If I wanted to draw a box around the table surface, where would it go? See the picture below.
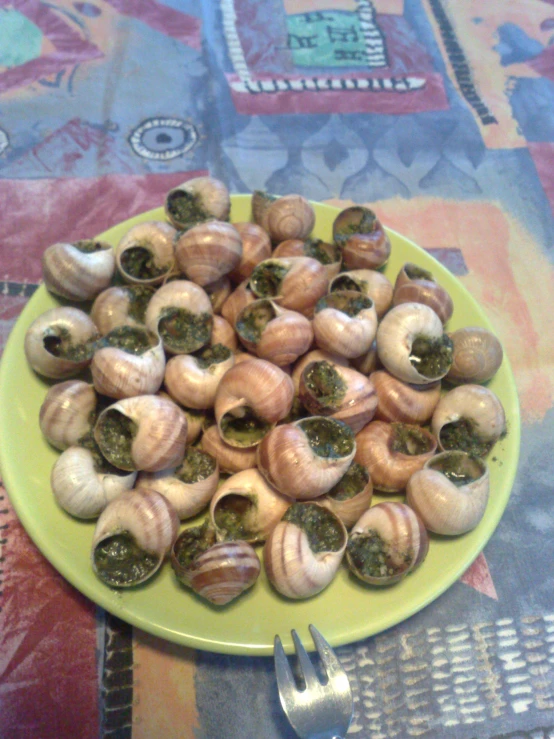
[1,1,554,738]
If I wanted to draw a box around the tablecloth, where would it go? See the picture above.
[1,1,554,737]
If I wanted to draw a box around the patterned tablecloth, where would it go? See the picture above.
[1,1,554,737]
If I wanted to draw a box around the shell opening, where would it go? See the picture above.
[74,239,106,253]
[236,300,275,344]
[96,325,155,355]
[93,533,159,587]
[176,448,216,484]
[298,417,355,459]
[334,207,377,245]
[347,530,412,580]
[303,238,340,265]
[213,493,256,540]
[96,409,138,470]
[409,334,453,378]
[166,189,210,226]
[439,419,495,457]
[194,343,232,369]
[315,292,373,317]
[427,451,486,486]
[158,307,212,353]
[78,432,131,476]
[390,423,435,456]
[220,407,272,446]
[249,262,289,297]
[283,503,345,553]
[303,361,346,411]
[126,285,156,322]
[120,246,168,280]
[330,275,364,293]
[43,327,94,362]
[405,264,433,281]
[172,521,216,573]
[328,462,369,501]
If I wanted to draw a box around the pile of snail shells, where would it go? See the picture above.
[26,175,508,606]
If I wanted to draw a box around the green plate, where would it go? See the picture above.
[0,195,520,655]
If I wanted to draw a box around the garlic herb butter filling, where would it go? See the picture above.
[166,190,212,227]
[347,530,412,580]
[96,326,154,355]
[303,361,347,411]
[328,462,369,501]
[95,409,138,470]
[73,239,106,253]
[173,521,216,571]
[315,292,373,318]
[283,503,345,553]
[438,418,496,457]
[249,262,289,297]
[390,423,435,456]
[427,450,485,486]
[120,244,168,281]
[235,301,275,344]
[220,407,271,446]
[43,326,95,362]
[93,533,159,587]
[158,307,212,353]
[298,417,355,459]
[213,493,255,540]
[409,334,453,378]
[176,448,216,484]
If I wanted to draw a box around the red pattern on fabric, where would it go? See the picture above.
[104,0,202,49]
[529,143,554,216]
[460,553,498,600]
[0,170,208,283]
[0,488,99,739]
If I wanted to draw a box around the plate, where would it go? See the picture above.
[0,195,520,655]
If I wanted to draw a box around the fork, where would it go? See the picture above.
[274,625,353,739]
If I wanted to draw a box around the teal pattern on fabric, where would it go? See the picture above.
[286,11,368,68]
[0,10,43,68]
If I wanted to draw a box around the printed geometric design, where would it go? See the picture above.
[128,117,199,161]
[0,0,103,94]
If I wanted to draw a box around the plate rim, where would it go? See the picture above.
[0,195,521,655]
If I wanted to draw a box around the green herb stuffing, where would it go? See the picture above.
[235,301,275,344]
[96,325,153,355]
[304,361,346,410]
[42,326,95,362]
[176,448,216,484]
[94,533,158,587]
[303,238,340,265]
[214,494,255,540]
[173,521,216,570]
[390,423,433,456]
[120,245,168,280]
[96,410,138,470]
[405,264,433,281]
[158,307,212,353]
[298,417,354,458]
[328,462,369,501]
[283,503,344,553]
[249,262,289,297]
[439,419,494,457]
[409,334,453,378]
[315,292,373,317]
[194,343,232,369]
[166,190,211,227]
[220,408,271,446]
[127,285,156,322]
[74,239,106,253]
[347,530,412,579]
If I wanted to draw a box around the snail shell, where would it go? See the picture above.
[265,195,316,243]
[355,420,437,493]
[92,488,179,587]
[393,263,454,325]
[91,327,166,399]
[165,176,230,230]
[209,468,292,543]
[211,315,239,352]
[346,502,429,585]
[264,502,347,599]
[431,384,506,456]
[204,275,232,315]
[91,285,156,335]
[257,416,356,500]
[200,424,258,473]
[330,269,393,319]
[318,461,373,529]
[235,300,313,367]
[446,327,504,384]
[333,206,391,270]
[249,257,328,318]
[299,361,378,434]
[136,447,219,520]
[115,221,177,285]
[313,290,378,359]
[42,240,115,301]
[94,394,188,472]
[51,446,137,519]
[220,279,257,328]
[145,280,213,355]
[406,451,490,535]
[39,380,97,450]
[228,222,272,283]
[273,238,342,280]
[291,349,349,395]
[24,306,99,379]
[214,359,294,448]
[171,525,260,605]
[376,302,453,384]
[371,370,441,425]
[164,343,235,409]
[350,339,380,376]
[174,221,242,286]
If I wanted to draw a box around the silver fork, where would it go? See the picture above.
[274,625,353,739]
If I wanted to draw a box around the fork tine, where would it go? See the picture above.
[273,635,297,705]
[309,625,348,682]
[291,629,319,690]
